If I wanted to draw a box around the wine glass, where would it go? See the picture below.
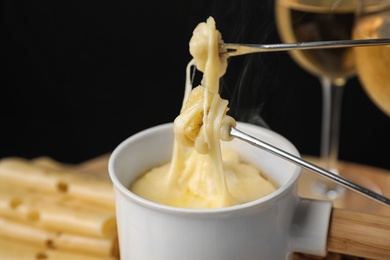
[353,0,390,117]
[274,0,371,204]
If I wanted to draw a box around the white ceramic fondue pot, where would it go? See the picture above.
[108,122,332,260]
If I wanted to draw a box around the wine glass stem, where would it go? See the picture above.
[320,77,345,175]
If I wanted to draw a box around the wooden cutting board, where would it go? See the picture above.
[78,153,390,260]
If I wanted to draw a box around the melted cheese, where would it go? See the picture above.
[130,17,276,208]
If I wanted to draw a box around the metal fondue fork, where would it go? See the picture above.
[220,38,390,56]
[230,126,390,208]
[217,38,390,206]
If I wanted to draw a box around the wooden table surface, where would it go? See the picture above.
[78,153,390,260]
[298,156,390,217]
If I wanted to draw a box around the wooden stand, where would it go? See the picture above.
[327,208,390,259]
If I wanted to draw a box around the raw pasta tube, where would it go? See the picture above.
[0,157,115,209]
[0,217,119,257]
[0,236,118,260]
[0,237,45,260]
[31,156,72,171]
[0,184,116,237]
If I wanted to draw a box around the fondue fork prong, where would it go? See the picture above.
[220,38,390,57]
[229,126,390,208]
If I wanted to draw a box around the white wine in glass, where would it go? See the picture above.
[353,1,390,117]
[274,0,359,200]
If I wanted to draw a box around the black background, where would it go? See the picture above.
[1,0,389,170]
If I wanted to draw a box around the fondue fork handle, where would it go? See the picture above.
[221,38,390,57]
[230,127,390,208]
[327,208,390,259]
